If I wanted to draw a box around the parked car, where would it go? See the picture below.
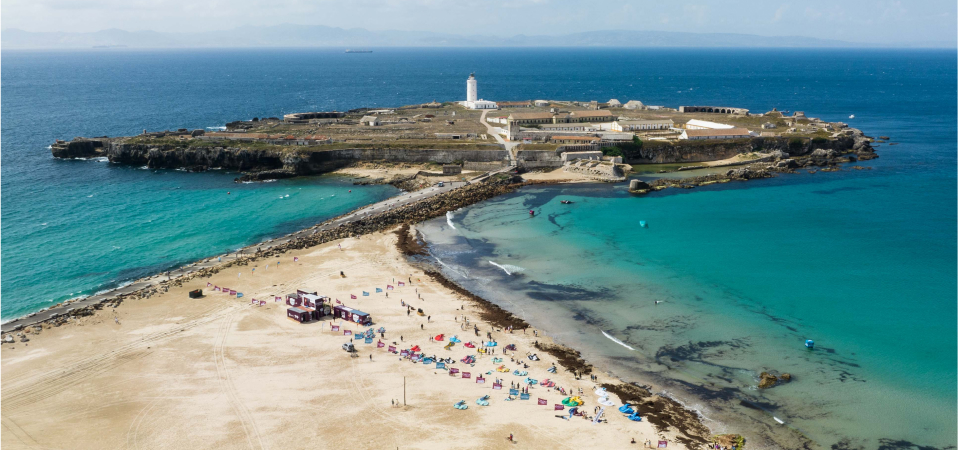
[438,182,444,187]
[342,343,356,353]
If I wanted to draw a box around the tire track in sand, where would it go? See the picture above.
[213,311,267,450]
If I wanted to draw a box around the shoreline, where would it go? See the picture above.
[2,158,887,448]
[404,233,716,448]
[2,153,871,332]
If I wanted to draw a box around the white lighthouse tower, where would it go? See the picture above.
[460,73,496,110]
[466,73,478,102]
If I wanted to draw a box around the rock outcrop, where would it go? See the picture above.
[758,371,793,389]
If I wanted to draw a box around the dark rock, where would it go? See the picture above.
[758,371,778,389]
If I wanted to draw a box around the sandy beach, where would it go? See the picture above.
[1,225,693,449]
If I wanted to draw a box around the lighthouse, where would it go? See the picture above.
[466,73,478,102]
[460,73,497,110]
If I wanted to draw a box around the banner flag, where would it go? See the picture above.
[350,294,357,299]
[362,291,369,296]
[538,398,548,405]
[375,288,383,293]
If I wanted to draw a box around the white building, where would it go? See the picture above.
[684,119,735,130]
[679,128,750,140]
[460,73,498,110]
[612,119,674,132]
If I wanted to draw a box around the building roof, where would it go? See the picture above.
[684,128,750,137]
[508,112,555,120]
[360,115,379,122]
[616,119,674,125]
[498,101,531,106]
[551,135,600,141]
[570,110,614,118]
[685,119,735,129]
[288,307,307,313]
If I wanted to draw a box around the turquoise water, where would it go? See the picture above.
[3,48,954,447]
[0,166,396,320]
[413,52,957,448]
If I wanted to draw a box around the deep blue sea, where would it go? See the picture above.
[3,48,955,449]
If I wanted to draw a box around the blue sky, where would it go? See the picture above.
[2,0,955,45]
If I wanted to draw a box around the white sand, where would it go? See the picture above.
[1,230,686,449]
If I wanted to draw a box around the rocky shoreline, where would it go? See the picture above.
[629,143,878,194]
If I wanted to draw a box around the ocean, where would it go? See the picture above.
[2,48,955,448]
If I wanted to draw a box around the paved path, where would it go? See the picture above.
[0,179,476,334]
[479,110,519,166]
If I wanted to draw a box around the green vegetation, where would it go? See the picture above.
[788,137,806,152]
[609,136,644,160]
[600,146,623,157]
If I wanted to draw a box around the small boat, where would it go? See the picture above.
[849,114,855,119]
[805,339,815,349]
[639,221,648,228]
[561,200,574,204]
[345,49,372,53]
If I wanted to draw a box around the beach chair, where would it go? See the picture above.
[496,365,510,373]
[434,334,444,341]
[627,413,642,422]
[464,342,475,348]
[618,404,635,415]
[476,395,490,406]
[454,400,468,410]
[505,344,517,351]
[491,357,503,363]
[444,342,454,350]
[450,336,461,343]
[547,366,557,373]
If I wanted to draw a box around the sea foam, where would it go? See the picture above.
[601,330,635,351]
[445,211,457,229]
[489,261,524,276]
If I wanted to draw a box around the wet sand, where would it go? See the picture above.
[1,228,692,450]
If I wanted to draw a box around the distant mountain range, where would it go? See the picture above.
[2,25,952,49]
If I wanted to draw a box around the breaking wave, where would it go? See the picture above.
[446,211,456,229]
[601,330,635,351]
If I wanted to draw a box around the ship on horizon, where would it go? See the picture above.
[345,49,372,53]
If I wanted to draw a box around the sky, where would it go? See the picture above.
[2,0,956,46]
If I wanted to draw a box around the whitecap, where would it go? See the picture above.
[445,211,457,229]
[601,330,635,351]
[489,261,524,275]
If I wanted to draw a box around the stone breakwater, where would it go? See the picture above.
[2,174,531,334]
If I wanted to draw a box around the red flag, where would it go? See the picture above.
[398,281,405,287]
[293,257,299,262]
[275,296,282,302]
[386,285,394,290]
[336,299,342,304]
[207,282,212,287]
[554,404,564,410]
[538,398,547,405]
[350,294,357,299]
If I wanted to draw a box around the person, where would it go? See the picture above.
[400,336,403,341]
[420,324,423,330]
[631,438,636,445]
[507,433,513,442]
[369,354,372,361]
